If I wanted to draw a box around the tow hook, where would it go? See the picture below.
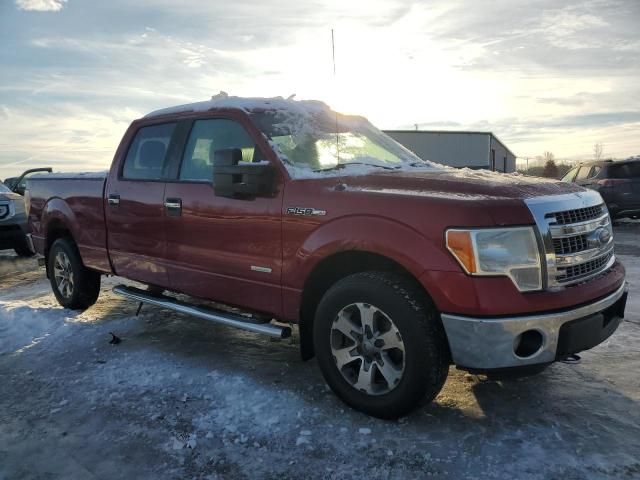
[560,354,581,364]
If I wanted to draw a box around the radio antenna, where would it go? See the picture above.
[331,29,339,163]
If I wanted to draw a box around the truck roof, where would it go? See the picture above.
[144,93,331,119]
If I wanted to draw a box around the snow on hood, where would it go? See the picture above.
[342,168,583,201]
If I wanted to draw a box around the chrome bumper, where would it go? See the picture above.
[441,282,627,369]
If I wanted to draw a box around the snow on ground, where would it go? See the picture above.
[1,226,640,479]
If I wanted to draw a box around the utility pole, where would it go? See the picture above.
[517,156,533,174]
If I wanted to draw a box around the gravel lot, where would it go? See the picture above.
[1,222,639,480]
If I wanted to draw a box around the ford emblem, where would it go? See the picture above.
[587,227,611,249]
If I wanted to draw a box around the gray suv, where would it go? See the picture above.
[562,157,640,219]
[0,182,33,256]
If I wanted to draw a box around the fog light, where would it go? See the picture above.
[514,330,544,358]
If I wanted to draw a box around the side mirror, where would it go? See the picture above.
[10,167,53,196]
[212,148,276,198]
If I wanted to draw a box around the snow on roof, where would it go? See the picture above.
[144,92,330,119]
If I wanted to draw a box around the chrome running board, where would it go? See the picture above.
[113,285,291,339]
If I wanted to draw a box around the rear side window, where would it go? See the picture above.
[179,119,262,182]
[609,162,640,178]
[122,123,176,180]
[575,166,593,180]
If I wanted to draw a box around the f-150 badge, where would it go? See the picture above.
[286,206,327,216]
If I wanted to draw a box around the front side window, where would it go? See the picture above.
[122,123,176,180]
[179,119,260,182]
[561,167,578,182]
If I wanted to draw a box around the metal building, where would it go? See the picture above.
[383,130,517,173]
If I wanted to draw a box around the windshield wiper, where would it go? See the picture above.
[314,162,400,172]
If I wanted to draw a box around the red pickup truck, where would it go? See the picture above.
[27,96,628,418]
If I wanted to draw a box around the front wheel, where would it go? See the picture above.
[48,238,101,309]
[313,272,450,419]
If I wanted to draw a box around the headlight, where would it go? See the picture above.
[445,227,542,292]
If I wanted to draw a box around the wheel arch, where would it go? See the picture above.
[298,249,439,361]
[41,198,79,262]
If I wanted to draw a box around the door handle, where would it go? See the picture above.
[107,194,120,205]
[164,198,182,216]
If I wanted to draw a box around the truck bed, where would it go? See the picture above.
[27,172,112,273]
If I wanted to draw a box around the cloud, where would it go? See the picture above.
[1,0,639,177]
[15,0,67,12]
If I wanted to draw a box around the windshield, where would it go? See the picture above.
[250,109,433,172]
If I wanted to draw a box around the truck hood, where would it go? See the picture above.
[0,192,22,202]
[312,167,589,226]
[341,167,584,201]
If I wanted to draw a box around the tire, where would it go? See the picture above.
[48,237,101,309]
[313,272,450,419]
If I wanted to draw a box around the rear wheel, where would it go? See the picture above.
[313,272,449,419]
[48,238,101,309]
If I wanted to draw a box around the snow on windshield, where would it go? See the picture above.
[145,93,441,178]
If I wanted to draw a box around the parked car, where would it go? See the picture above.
[4,167,52,196]
[0,182,34,256]
[26,96,628,418]
[561,158,640,219]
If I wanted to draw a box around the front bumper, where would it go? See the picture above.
[441,282,628,370]
[0,224,28,250]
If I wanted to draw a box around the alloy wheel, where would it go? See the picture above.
[330,303,405,395]
[53,251,74,299]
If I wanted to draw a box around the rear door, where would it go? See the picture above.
[104,121,179,286]
[162,114,283,316]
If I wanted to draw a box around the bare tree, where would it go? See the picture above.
[594,143,604,161]
[543,151,555,163]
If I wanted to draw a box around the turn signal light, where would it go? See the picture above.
[445,230,476,274]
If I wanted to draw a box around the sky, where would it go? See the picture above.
[1,0,639,179]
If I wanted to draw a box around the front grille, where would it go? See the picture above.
[526,193,614,288]
[546,204,603,225]
[557,252,613,283]
[553,234,588,255]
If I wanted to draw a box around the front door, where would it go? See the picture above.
[163,117,283,316]
[105,121,177,286]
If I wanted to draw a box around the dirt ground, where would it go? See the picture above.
[0,222,639,480]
